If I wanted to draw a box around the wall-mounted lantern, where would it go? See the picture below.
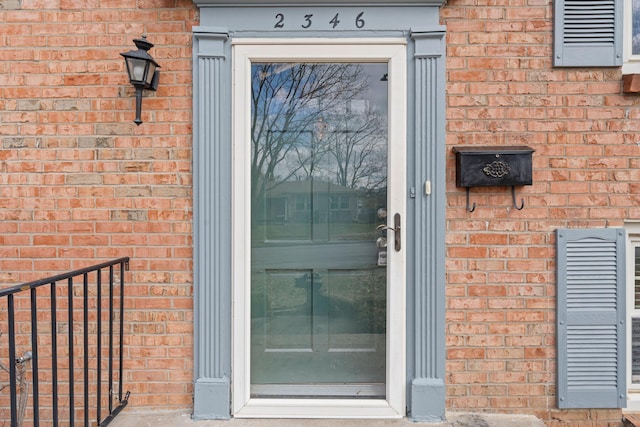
[453,146,534,212]
[120,35,160,126]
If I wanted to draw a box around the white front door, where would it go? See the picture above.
[232,39,406,418]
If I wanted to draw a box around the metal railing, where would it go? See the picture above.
[0,257,130,427]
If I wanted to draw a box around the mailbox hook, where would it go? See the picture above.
[466,186,524,211]
[466,188,476,212]
[512,186,524,210]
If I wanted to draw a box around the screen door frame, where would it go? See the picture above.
[231,38,407,418]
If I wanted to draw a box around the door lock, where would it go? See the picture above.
[376,213,401,251]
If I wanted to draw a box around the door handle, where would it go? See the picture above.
[392,213,401,251]
[376,213,401,251]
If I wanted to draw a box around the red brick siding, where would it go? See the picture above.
[0,0,636,425]
[0,0,197,413]
[443,0,636,425]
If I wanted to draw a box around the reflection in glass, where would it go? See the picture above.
[633,318,640,384]
[634,247,640,385]
[636,247,640,309]
[635,0,640,55]
[250,62,388,398]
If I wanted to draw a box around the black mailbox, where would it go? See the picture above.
[453,146,534,188]
[452,146,534,211]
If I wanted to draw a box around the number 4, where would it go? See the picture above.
[329,13,340,29]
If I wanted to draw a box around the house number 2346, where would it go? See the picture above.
[274,12,366,29]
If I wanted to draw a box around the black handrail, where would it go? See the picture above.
[0,257,131,427]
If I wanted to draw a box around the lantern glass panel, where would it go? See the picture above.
[126,57,148,84]
[145,63,157,86]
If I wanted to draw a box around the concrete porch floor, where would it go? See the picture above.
[109,409,546,427]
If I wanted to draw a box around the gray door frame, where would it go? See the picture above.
[192,1,446,421]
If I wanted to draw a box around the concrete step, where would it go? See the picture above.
[109,409,546,427]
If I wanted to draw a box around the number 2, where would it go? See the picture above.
[274,13,284,28]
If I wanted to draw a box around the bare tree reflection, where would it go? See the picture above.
[251,62,388,233]
[323,103,387,190]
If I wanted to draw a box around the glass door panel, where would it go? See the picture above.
[250,62,389,398]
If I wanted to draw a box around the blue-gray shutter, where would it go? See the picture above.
[556,228,626,408]
[553,0,622,67]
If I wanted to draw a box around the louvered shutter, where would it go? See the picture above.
[556,228,626,408]
[553,0,622,67]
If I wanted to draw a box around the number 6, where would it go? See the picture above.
[355,12,365,29]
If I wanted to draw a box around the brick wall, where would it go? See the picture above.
[0,0,197,413]
[443,0,638,425]
[0,0,637,425]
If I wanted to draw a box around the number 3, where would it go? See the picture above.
[302,14,312,29]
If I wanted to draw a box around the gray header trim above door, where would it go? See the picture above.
[198,7,440,34]
[194,0,446,7]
